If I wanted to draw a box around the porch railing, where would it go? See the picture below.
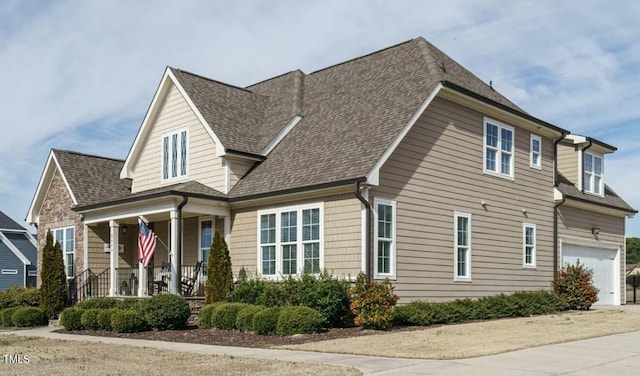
[69,268,110,305]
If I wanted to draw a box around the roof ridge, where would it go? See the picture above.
[246,69,305,89]
[169,67,255,94]
[52,149,124,163]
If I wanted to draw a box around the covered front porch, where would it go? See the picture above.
[73,189,230,302]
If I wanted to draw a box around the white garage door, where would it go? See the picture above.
[562,245,617,306]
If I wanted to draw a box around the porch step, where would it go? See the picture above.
[187,298,205,326]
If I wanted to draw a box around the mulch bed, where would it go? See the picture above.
[58,325,415,348]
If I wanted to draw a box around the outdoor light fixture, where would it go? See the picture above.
[591,225,600,236]
[122,224,127,235]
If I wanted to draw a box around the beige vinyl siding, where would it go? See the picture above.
[131,84,226,193]
[558,205,626,300]
[230,193,361,278]
[229,159,255,189]
[86,223,141,272]
[372,97,556,302]
[557,142,578,185]
[182,217,199,266]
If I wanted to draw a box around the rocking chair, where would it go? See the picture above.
[181,261,203,296]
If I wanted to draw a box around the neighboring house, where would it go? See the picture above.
[0,211,37,290]
[26,37,636,305]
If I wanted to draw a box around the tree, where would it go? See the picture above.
[626,237,640,264]
[204,231,233,304]
[40,230,69,318]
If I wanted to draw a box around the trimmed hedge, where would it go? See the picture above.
[252,307,281,335]
[77,297,118,310]
[111,309,145,333]
[235,305,264,332]
[0,307,21,327]
[197,302,227,329]
[97,308,118,331]
[0,287,40,309]
[11,307,46,327]
[60,307,86,331]
[81,308,103,330]
[116,299,148,312]
[210,303,248,330]
[145,294,190,330]
[276,306,325,335]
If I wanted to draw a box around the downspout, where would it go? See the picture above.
[354,181,372,281]
[553,133,567,281]
[176,195,189,293]
[580,139,593,193]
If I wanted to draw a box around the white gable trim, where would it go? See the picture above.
[0,231,31,265]
[261,115,303,156]
[26,150,77,225]
[367,83,443,185]
[120,68,226,179]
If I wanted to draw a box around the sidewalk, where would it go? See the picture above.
[2,326,639,375]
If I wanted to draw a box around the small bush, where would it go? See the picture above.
[0,307,21,327]
[97,308,118,331]
[252,307,281,335]
[81,308,103,330]
[257,283,287,308]
[210,303,249,330]
[229,278,266,305]
[111,309,145,333]
[145,294,190,330]
[276,306,325,335]
[60,307,86,331]
[553,261,599,310]
[350,272,399,330]
[116,299,148,312]
[0,287,41,309]
[236,305,264,332]
[197,302,225,329]
[77,297,118,310]
[11,307,46,327]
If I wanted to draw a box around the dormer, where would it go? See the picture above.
[557,134,616,197]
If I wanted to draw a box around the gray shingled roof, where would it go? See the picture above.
[0,211,25,230]
[53,150,131,206]
[557,173,636,213]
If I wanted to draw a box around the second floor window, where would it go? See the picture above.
[584,152,603,195]
[484,119,514,179]
[162,129,188,181]
[530,134,541,169]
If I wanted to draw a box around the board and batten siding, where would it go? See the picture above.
[372,97,556,302]
[557,142,578,185]
[558,205,626,300]
[230,193,362,278]
[131,84,226,194]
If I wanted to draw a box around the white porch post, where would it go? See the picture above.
[138,219,147,296]
[109,220,119,297]
[224,216,231,248]
[170,210,179,294]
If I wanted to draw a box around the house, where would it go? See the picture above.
[0,211,37,290]
[26,37,636,305]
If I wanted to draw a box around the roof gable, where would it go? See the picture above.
[0,211,26,231]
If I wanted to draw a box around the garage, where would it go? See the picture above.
[562,244,619,306]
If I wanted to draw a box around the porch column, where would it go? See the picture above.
[170,210,180,294]
[224,216,231,247]
[109,220,119,297]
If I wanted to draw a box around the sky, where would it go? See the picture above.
[1,0,639,236]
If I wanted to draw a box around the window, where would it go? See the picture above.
[258,204,323,277]
[530,134,541,169]
[583,152,603,195]
[199,219,213,276]
[523,223,536,268]
[52,227,75,278]
[162,129,188,181]
[1,269,18,275]
[484,119,514,178]
[374,199,396,279]
[454,212,471,281]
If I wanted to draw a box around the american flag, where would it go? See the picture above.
[138,221,157,267]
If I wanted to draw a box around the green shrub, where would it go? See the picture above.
[210,303,249,330]
[252,307,281,335]
[111,309,145,333]
[257,283,287,308]
[60,307,85,330]
[11,307,46,327]
[229,278,266,305]
[235,305,264,332]
[276,306,325,335]
[553,261,599,310]
[205,231,234,304]
[77,297,118,310]
[97,308,118,331]
[116,299,148,312]
[197,302,227,329]
[350,272,399,330]
[145,294,190,330]
[0,287,41,309]
[81,308,103,330]
[0,307,21,327]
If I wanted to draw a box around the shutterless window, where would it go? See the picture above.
[375,200,396,278]
[454,212,471,281]
[584,152,603,195]
[523,224,536,268]
[1,269,18,275]
[484,119,514,178]
[162,129,188,181]
[52,227,75,278]
[200,219,213,276]
[302,208,320,274]
[530,134,541,169]
[260,214,276,276]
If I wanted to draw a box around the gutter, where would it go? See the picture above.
[173,195,189,295]
[553,132,568,282]
[581,139,593,193]
[354,181,372,281]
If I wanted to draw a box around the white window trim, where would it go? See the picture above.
[1,269,18,275]
[161,128,189,183]
[523,223,537,268]
[583,151,604,197]
[373,198,397,280]
[454,211,472,282]
[52,226,75,279]
[256,203,324,279]
[199,217,214,276]
[530,134,542,169]
[483,118,515,180]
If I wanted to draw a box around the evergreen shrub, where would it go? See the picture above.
[145,294,190,330]
[60,307,85,330]
[276,306,325,335]
[11,307,46,327]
